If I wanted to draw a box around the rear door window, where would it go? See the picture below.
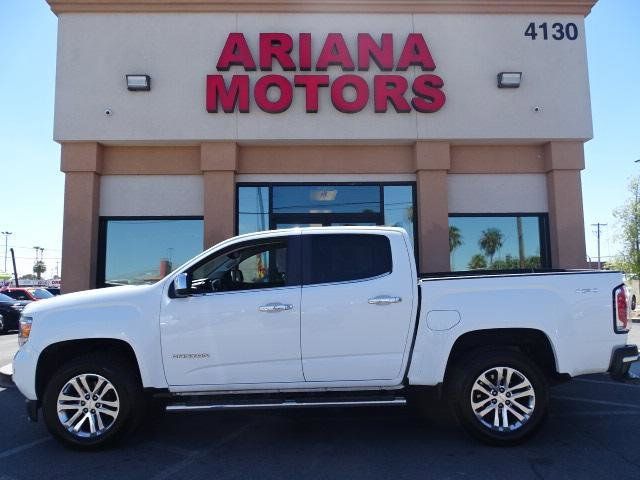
[303,234,392,285]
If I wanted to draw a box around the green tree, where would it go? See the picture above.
[33,261,46,280]
[610,176,640,278]
[468,254,487,270]
[491,254,542,270]
[479,228,504,265]
[20,274,36,280]
[449,225,463,253]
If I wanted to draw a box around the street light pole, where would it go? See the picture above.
[591,223,607,269]
[1,231,12,273]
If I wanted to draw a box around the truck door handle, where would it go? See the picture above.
[258,303,294,313]
[368,296,402,306]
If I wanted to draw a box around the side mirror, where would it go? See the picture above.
[173,272,191,297]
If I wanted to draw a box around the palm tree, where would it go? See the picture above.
[479,227,504,266]
[449,226,462,253]
[468,254,487,270]
[33,260,47,280]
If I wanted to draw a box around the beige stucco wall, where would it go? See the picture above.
[99,175,204,216]
[53,12,592,142]
[448,174,549,213]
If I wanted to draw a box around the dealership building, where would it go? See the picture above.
[46,0,597,292]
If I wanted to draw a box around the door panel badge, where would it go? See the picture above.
[172,353,210,359]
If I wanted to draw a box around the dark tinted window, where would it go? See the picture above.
[4,290,30,301]
[304,234,391,285]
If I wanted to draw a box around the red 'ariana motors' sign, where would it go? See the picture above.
[206,33,446,114]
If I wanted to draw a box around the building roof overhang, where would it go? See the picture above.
[45,0,598,16]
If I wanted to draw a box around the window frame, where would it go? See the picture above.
[301,233,393,287]
[448,212,552,272]
[97,215,205,288]
[170,235,302,297]
[236,181,418,260]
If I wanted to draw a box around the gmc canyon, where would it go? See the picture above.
[9,227,638,448]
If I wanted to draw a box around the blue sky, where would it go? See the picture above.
[0,0,638,277]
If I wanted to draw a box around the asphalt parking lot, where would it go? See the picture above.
[0,330,639,480]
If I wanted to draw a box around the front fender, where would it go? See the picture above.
[14,284,167,400]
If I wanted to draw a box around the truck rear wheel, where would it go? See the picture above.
[42,353,144,449]
[447,349,549,446]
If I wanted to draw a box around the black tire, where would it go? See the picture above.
[631,295,637,311]
[0,314,5,333]
[447,348,549,446]
[42,352,144,450]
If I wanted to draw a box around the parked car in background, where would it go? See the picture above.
[625,278,638,311]
[45,288,61,296]
[0,287,54,302]
[0,293,29,333]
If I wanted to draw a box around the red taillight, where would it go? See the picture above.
[614,285,629,332]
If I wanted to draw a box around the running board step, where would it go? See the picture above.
[166,396,407,412]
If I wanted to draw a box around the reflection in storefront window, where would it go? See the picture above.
[383,185,414,245]
[238,187,269,234]
[272,185,380,214]
[102,218,203,286]
[449,215,546,271]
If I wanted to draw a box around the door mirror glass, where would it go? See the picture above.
[173,272,191,297]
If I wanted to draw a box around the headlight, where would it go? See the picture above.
[18,316,33,347]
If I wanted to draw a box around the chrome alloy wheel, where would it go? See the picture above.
[56,374,120,438]
[470,366,535,432]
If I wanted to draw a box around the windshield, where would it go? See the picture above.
[31,288,54,299]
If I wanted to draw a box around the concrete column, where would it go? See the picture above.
[414,141,451,273]
[60,142,103,293]
[544,141,587,268]
[201,142,237,249]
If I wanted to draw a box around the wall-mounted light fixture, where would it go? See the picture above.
[126,74,151,91]
[497,72,522,88]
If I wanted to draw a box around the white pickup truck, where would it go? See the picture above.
[9,227,638,449]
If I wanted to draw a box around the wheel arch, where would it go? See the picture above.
[443,328,561,385]
[35,338,142,400]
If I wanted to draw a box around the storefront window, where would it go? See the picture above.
[272,185,380,213]
[383,185,414,242]
[100,218,204,286]
[238,187,269,235]
[237,183,416,250]
[448,215,549,272]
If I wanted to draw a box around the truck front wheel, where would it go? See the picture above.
[448,349,549,446]
[42,353,144,449]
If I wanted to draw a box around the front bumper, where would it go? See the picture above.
[1,358,39,422]
[609,344,639,380]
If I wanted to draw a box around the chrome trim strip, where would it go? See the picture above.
[166,398,407,412]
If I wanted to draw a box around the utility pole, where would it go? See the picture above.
[591,223,607,269]
[1,231,12,273]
